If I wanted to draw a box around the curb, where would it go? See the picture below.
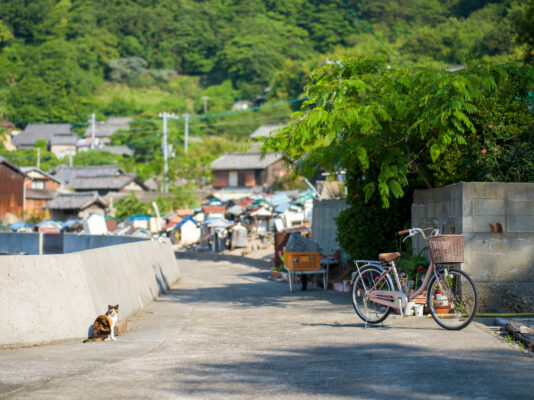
[175,250,273,270]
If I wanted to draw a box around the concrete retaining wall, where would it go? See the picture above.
[412,182,534,312]
[0,232,146,255]
[0,239,179,347]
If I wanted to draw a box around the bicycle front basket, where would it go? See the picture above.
[427,235,464,264]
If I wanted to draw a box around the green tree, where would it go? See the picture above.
[114,192,146,219]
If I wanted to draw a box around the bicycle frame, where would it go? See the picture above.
[353,259,451,314]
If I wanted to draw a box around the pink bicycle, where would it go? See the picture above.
[351,228,478,330]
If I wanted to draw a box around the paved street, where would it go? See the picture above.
[1,257,533,399]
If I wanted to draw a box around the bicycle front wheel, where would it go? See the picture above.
[427,268,477,330]
[352,265,392,324]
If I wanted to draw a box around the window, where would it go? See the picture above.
[32,180,45,190]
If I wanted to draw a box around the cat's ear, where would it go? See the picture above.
[115,304,119,310]
[108,305,112,309]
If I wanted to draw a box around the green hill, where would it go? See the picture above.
[0,0,531,125]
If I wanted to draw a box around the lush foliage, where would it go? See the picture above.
[265,57,534,258]
[0,0,531,123]
[114,186,199,219]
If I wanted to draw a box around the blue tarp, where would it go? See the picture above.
[176,216,199,229]
[129,214,150,222]
[265,194,291,207]
[9,222,32,231]
[61,219,82,231]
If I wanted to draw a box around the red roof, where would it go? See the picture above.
[240,198,254,208]
[202,205,227,213]
[175,209,194,217]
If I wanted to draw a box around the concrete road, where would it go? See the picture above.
[1,258,533,399]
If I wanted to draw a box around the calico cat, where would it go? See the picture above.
[83,305,119,342]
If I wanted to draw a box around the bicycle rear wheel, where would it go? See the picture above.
[427,268,477,330]
[352,265,392,324]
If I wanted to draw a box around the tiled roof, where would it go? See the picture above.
[202,205,227,213]
[12,124,74,147]
[44,191,108,210]
[20,166,62,184]
[25,188,57,200]
[249,124,285,138]
[210,152,283,170]
[50,165,125,185]
[50,134,78,145]
[83,117,132,138]
[68,174,142,190]
[101,145,134,156]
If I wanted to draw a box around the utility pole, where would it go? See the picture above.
[184,113,189,155]
[200,96,209,113]
[36,147,40,169]
[90,113,96,150]
[158,111,177,193]
[162,111,169,193]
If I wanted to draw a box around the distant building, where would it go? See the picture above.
[20,166,63,218]
[0,157,25,219]
[211,152,287,189]
[12,124,78,159]
[249,124,285,139]
[232,100,253,111]
[83,117,132,145]
[49,165,147,196]
[44,191,108,221]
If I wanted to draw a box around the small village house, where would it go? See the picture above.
[21,166,63,218]
[43,191,108,221]
[49,165,147,196]
[83,117,132,146]
[210,152,288,195]
[0,157,25,219]
[177,217,200,245]
[11,124,78,158]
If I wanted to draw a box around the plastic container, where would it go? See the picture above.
[414,303,424,316]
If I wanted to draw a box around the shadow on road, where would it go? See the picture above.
[164,342,534,399]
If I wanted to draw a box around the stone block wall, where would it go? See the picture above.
[412,182,534,312]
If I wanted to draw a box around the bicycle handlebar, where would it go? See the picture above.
[398,229,410,235]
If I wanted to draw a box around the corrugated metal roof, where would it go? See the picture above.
[210,152,283,170]
[44,191,108,210]
[0,156,24,175]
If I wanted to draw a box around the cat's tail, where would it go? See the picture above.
[83,337,104,343]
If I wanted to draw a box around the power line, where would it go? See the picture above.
[337,0,412,70]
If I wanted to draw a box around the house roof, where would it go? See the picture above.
[44,191,108,210]
[50,164,126,185]
[0,156,25,176]
[249,124,285,138]
[175,209,194,217]
[101,145,134,156]
[210,152,283,170]
[83,117,132,138]
[20,166,63,184]
[25,188,57,200]
[12,124,74,147]
[68,174,146,191]
[50,134,78,146]
[202,205,227,214]
[177,216,199,229]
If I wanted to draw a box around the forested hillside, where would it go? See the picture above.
[0,0,531,125]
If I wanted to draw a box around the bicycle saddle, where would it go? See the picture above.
[378,252,401,262]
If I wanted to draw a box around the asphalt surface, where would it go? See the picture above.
[1,257,533,399]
